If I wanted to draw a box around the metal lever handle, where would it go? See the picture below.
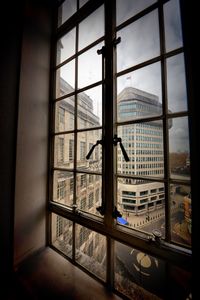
[113,134,130,162]
[86,139,102,160]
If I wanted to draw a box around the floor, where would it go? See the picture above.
[9,247,122,300]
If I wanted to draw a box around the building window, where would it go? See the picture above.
[56,215,63,238]
[58,137,64,162]
[69,139,74,161]
[59,107,65,124]
[57,181,66,200]
[50,1,192,299]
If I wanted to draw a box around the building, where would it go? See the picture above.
[117,87,166,220]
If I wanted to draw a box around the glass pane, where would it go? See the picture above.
[56,60,75,98]
[170,184,191,247]
[53,170,74,207]
[115,242,166,299]
[117,62,162,122]
[117,10,160,72]
[117,178,165,236]
[58,0,77,27]
[78,85,102,129]
[78,42,104,88]
[52,213,73,258]
[117,122,164,178]
[164,0,183,52]
[168,117,190,180]
[116,0,156,26]
[54,134,74,169]
[55,97,75,133]
[79,0,89,8]
[77,129,102,172]
[76,225,106,281]
[77,173,102,217]
[78,5,104,51]
[56,28,76,65]
[167,53,187,113]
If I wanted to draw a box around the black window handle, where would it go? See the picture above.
[113,134,130,162]
[86,139,103,160]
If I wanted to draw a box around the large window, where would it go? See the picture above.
[50,1,192,299]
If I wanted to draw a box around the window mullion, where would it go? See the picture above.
[104,0,116,289]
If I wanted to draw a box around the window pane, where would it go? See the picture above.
[117,122,164,178]
[164,0,183,52]
[78,85,102,129]
[116,0,156,26]
[117,62,162,122]
[56,28,76,65]
[56,60,75,98]
[58,0,77,27]
[54,134,74,169]
[115,242,166,299]
[78,42,104,89]
[117,178,165,236]
[55,97,75,133]
[170,184,191,247]
[168,117,190,180]
[77,129,102,172]
[53,170,74,207]
[167,54,187,113]
[117,10,160,72]
[78,5,104,51]
[76,225,106,281]
[77,173,102,216]
[52,213,73,258]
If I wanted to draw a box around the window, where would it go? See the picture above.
[50,1,191,299]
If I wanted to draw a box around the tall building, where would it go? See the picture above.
[117,87,167,222]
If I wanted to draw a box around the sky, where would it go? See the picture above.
[58,0,189,153]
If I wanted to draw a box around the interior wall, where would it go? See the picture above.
[14,0,53,267]
[0,2,24,277]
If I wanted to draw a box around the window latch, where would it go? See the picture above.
[112,206,122,219]
[113,134,130,162]
[113,37,121,47]
[86,139,103,160]
[97,46,106,56]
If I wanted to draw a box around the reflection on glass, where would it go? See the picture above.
[170,184,191,248]
[167,54,187,113]
[78,85,102,129]
[164,0,183,52]
[78,5,104,51]
[76,173,102,216]
[53,171,74,207]
[55,97,74,133]
[117,122,164,177]
[54,134,74,169]
[58,0,77,27]
[117,10,160,72]
[116,0,156,26]
[52,213,73,258]
[117,62,162,122]
[56,28,76,65]
[168,117,190,179]
[117,178,165,236]
[114,242,166,299]
[76,225,106,281]
[78,42,103,88]
[77,130,102,172]
[79,0,89,8]
[56,60,75,98]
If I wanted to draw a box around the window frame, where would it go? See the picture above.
[49,0,192,296]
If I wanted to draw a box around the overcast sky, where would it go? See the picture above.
[58,0,189,153]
